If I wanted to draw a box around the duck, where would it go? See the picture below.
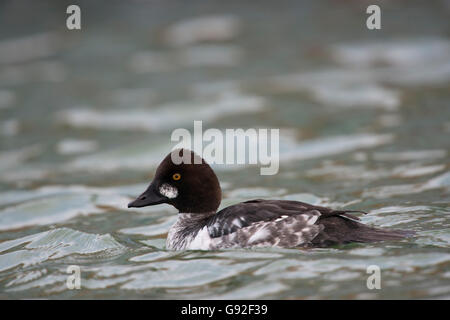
[128,149,413,250]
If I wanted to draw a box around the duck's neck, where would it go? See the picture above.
[166,212,215,250]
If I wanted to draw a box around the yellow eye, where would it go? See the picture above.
[172,173,181,181]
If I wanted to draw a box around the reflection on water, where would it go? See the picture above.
[0,0,449,299]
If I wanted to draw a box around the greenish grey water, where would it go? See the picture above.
[0,0,449,299]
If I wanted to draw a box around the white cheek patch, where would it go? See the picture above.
[159,183,178,199]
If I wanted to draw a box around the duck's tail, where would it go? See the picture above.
[311,215,415,246]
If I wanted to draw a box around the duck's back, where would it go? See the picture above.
[205,199,413,249]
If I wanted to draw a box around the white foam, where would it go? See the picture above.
[164,15,240,47]
[0,32,65,65]
[373,150,447,161]
[331,38,450,67]
[57,91,264,132]
[311,83,401,110]
[363,171,450,199]
[56,139,98,155]
[178,45,242,67]
[128,51,175,73]
[281,133,393,162]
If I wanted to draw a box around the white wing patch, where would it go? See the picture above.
[213,211,323,249]
[232,218,243,228]
[247,226,270,244]
[306,214,319,225]
[159,183,178,199]
[185,226,213,250]
[274,215,289,222]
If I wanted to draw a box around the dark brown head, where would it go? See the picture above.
[128,149,222,213]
